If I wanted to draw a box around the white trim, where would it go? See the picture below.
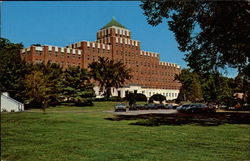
[35,47,43,51]
[67,48,70,53]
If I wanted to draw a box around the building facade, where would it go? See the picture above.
[20,18,181,100]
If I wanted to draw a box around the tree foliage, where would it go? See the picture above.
[88,57,132,98]
[31,62,64,106]
[0,38,28,102]
[0,38,96,109]
[140,1,250,74]
[24,70,49,110]
[59,66,95,106]
[175,69,203,102]
[176,68,237,105]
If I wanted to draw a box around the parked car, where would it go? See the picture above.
[129,104,143,111]
[144,104,157,110]
[164,104,175,109]
[114,103,127,112]
[156,104,165,109]
[177,103,216,113]
[176,104,192,112]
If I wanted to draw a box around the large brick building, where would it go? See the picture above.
[21,18,181,100]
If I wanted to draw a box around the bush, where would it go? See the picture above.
[149,94,166,104]
[135,93,147,102]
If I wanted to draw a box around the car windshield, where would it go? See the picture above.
[182,105,190,107]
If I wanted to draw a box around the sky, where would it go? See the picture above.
[1,1,237,77]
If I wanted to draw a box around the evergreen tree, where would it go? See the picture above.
[59,66,95,106]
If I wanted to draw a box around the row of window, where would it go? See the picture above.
[87,48,110,54]
[46,60,81,67]
[148,92,178,97]
[115,43,139,49]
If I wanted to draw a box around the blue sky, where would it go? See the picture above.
[1,1,237,77]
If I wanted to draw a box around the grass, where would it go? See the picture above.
[1,102,250,161]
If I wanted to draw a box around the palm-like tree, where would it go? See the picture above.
[88,57,132,98]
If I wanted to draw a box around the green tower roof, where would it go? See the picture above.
[101,17,126,29]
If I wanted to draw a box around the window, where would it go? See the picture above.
[48,51,52,56]
[36,51,42,55]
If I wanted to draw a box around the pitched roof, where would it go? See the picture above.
[101,17,126,29]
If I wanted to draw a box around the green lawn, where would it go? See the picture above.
[1,102,249,161]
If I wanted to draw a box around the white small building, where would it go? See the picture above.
[94,84,179,100]
[1,92,24,112]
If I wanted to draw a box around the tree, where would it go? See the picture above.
[175,69,203,102]
[0,38,28,102]
[233,72,250,104]
[141,1,250,75]
[24,70,49,111]
[201,73,233,104]
[59,66,95,106]
[35,62,63,106]
[126,92,137,107]
[88,57,132,99]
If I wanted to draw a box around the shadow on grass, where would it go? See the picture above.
[105,112,250,126]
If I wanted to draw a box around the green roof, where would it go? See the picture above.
[101,17,126,29]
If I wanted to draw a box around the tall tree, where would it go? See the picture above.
[33,62,63,106]
[59,66,95,106]
[0,38,28,102]
[88,57,132,98]
[234,72,250,104]
[140,1,250,75]
[175,69,203,102]
[24,70,49,110]
[202,73,233,104]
